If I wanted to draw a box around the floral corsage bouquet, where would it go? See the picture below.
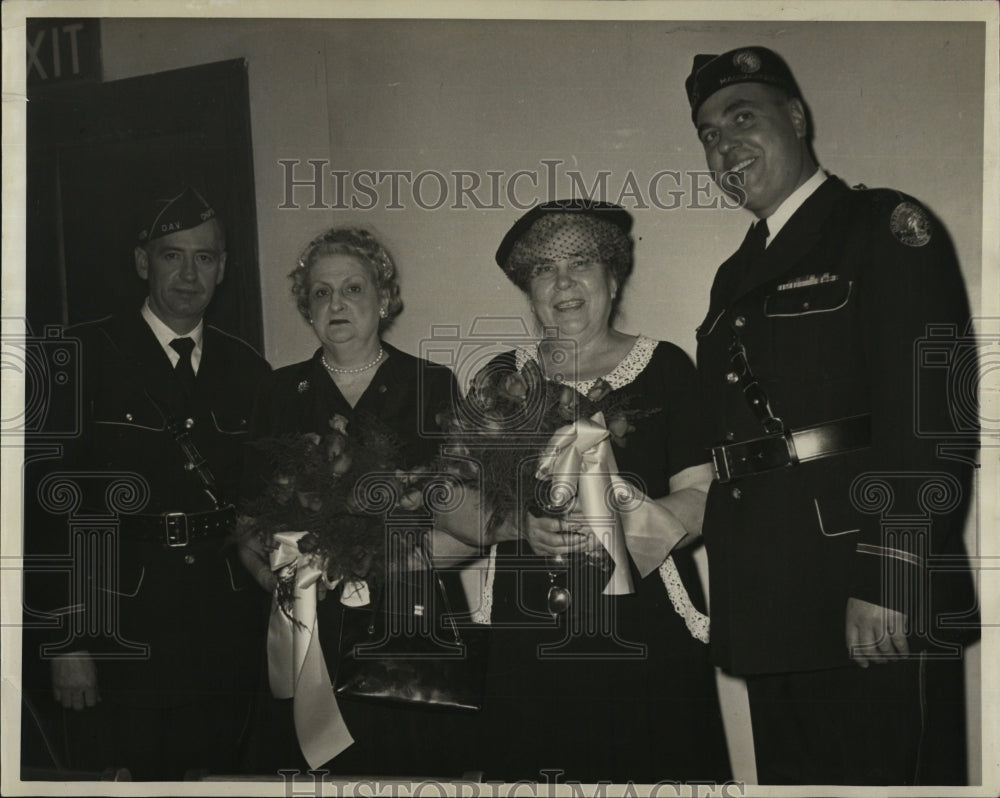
[431,355,680,603]
[242,413,408,621]
[241,412,434,767]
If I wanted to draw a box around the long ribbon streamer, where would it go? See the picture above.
[535,413,687,594]
[267,531,354,769]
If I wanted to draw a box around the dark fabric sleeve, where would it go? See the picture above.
[660,342,711,478]
[239,369,284,508]
[849,195,975,614]
[413,361,461,468]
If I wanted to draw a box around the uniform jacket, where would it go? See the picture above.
[29,309,271,705]
[696,176,977,675]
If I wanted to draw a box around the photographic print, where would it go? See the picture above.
[2,2,996,796]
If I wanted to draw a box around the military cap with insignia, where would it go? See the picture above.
[137,185,220,244]
[685,46,802,123]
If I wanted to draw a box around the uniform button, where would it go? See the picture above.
[733,315,746,329]
[725,371,739,384]
[731,487,742,500]
[184,418,195,429]
[125,413,134,421]
[725,431,735,441]
[802,301,810,310]
[378,385,388,394]
[184,554,196,565]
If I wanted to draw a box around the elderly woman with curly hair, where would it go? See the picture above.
[238,227,468,776]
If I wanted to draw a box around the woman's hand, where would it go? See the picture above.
[523,512,598,558]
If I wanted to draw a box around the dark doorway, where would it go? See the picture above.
[26,57,263,350]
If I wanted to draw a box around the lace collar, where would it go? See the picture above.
[514,334,657,396]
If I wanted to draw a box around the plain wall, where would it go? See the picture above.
[99,19,984,372]
[97,17,987,784]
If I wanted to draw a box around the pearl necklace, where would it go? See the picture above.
[321,347,384,375]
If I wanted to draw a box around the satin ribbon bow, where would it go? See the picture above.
[267,530,355,769]
[536,413,686,594]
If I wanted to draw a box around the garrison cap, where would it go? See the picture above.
[137,186,218,244]
[495,199,633,271]
[685,46,801,123]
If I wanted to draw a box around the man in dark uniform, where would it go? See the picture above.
[37,186,271,779]
[685,47,978,784]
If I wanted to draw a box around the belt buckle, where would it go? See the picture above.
[710,445,733,483]
[164,512,189,547]
[750,433,796,472]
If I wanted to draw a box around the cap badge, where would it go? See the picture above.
[732,50,762,73]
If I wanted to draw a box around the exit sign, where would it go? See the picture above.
[26,19,101,87]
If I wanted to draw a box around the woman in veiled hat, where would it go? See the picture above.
[435,201,732,783]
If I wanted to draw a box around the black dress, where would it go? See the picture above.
[241,342,477,777]
[471,336,731,784]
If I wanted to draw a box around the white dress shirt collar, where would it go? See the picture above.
[140,299,205,373]
[763,168,827,247]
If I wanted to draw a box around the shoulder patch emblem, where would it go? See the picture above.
[890,201,932,247]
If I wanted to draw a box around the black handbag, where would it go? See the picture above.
[333,544,488,712]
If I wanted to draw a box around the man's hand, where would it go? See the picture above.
[236,516,277,593]
[845,597,909,668]
[51,651,99,710]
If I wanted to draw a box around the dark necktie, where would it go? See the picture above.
[170,337,196,395]
[746,218,770,264]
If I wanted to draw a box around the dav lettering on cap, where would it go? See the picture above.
[138,186,217,244]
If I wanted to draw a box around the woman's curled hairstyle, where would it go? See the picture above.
[289,227,404,328]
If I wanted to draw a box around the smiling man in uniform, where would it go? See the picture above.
[685,47,978,785]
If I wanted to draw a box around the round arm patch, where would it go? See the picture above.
[890,201,932,247]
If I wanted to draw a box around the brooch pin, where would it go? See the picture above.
[297,380,310,393]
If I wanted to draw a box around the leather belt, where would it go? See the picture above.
[710,414,871,483]
[125,505,236,547]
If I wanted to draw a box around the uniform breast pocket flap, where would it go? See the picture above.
[100,564,146,598]
[211,410,251,436]
[93,396,165,432]
[764,280,853,318]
